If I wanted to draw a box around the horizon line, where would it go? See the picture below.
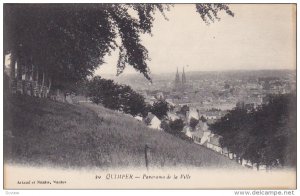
[99,68,296,76]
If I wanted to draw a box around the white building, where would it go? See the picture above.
[183,126,193,138]
[144,113,162,130]
[207,134,223,153]
[167,112,180,121]
[134,116,143,121]
[186,107,199,123]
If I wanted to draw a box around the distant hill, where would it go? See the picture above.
[4,95,242,169]
[101,69,295,90]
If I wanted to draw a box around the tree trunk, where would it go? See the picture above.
[10,53,16,80]
[36,68,39,82]
[30,64,34,81]
[48,78,52,91]
[42,72,45,86]
[17,60,22,80]
[64,92,67,102]
[41,72,45,97]
[9,53,16,93]
[17,60,25,94]
[46,77,52,98]
[25,65,30,80]
[35,68,39,97]
[22,63,26,80]
[29,64,34,96]
[25,65,31,95]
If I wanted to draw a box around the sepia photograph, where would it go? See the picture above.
[2,2,297,190]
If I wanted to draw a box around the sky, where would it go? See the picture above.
[95,4,296,76]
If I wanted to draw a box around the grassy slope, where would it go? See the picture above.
[4,95,241,169]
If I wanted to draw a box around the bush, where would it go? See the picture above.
[210,93,296,168]
[190,117,199,130]
[88,76,147,116]
[150,100,170,120]
[169,119,184,134]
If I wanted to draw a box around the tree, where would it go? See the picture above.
[4,4,234,93]
[160,120,171,132]
[178,105,189,116]
[189,117,199,130]
[169,119,184,134]
[150,100,170,120]
[200,115,207,122]
[253,93,296,167]
[88,76,118,107]
[4,4,121,93]
[210,93,296,169]
[224,83,230,89]
[87,76,147,117]
[195,4,234,24]
[210,107,251,162]
[72,79,89,98]
[119,85,147,117]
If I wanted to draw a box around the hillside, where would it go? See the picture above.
[4,95,242,169]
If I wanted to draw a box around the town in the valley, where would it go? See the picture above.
[3,4,297,191]
[102,68,296,170]
[5,58,296,171]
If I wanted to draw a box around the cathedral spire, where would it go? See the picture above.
[174,67,181,90]
[182,67,186,84]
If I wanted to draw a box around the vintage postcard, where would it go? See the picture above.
[3,3,297,190]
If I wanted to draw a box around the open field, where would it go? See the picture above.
[4,95,242,169]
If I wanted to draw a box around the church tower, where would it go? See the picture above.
[182,67,186,86]
[174,67,181,90]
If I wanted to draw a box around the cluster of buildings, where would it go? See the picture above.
[139,69,295,122]
[136,69,295,170]
[183,117,270,170]
[140,99,264,170]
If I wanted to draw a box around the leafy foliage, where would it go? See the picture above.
[87,76,147,117]
[190,117,199,130]
[210,93,296,168]
[150,100,170,120]
[169,119,185,134]
[5,4,115,90]
[161,119,191,142]
[200,115,207,122]
[178,105,189,116]
[195,4,234,24]
[4,4,233,92]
